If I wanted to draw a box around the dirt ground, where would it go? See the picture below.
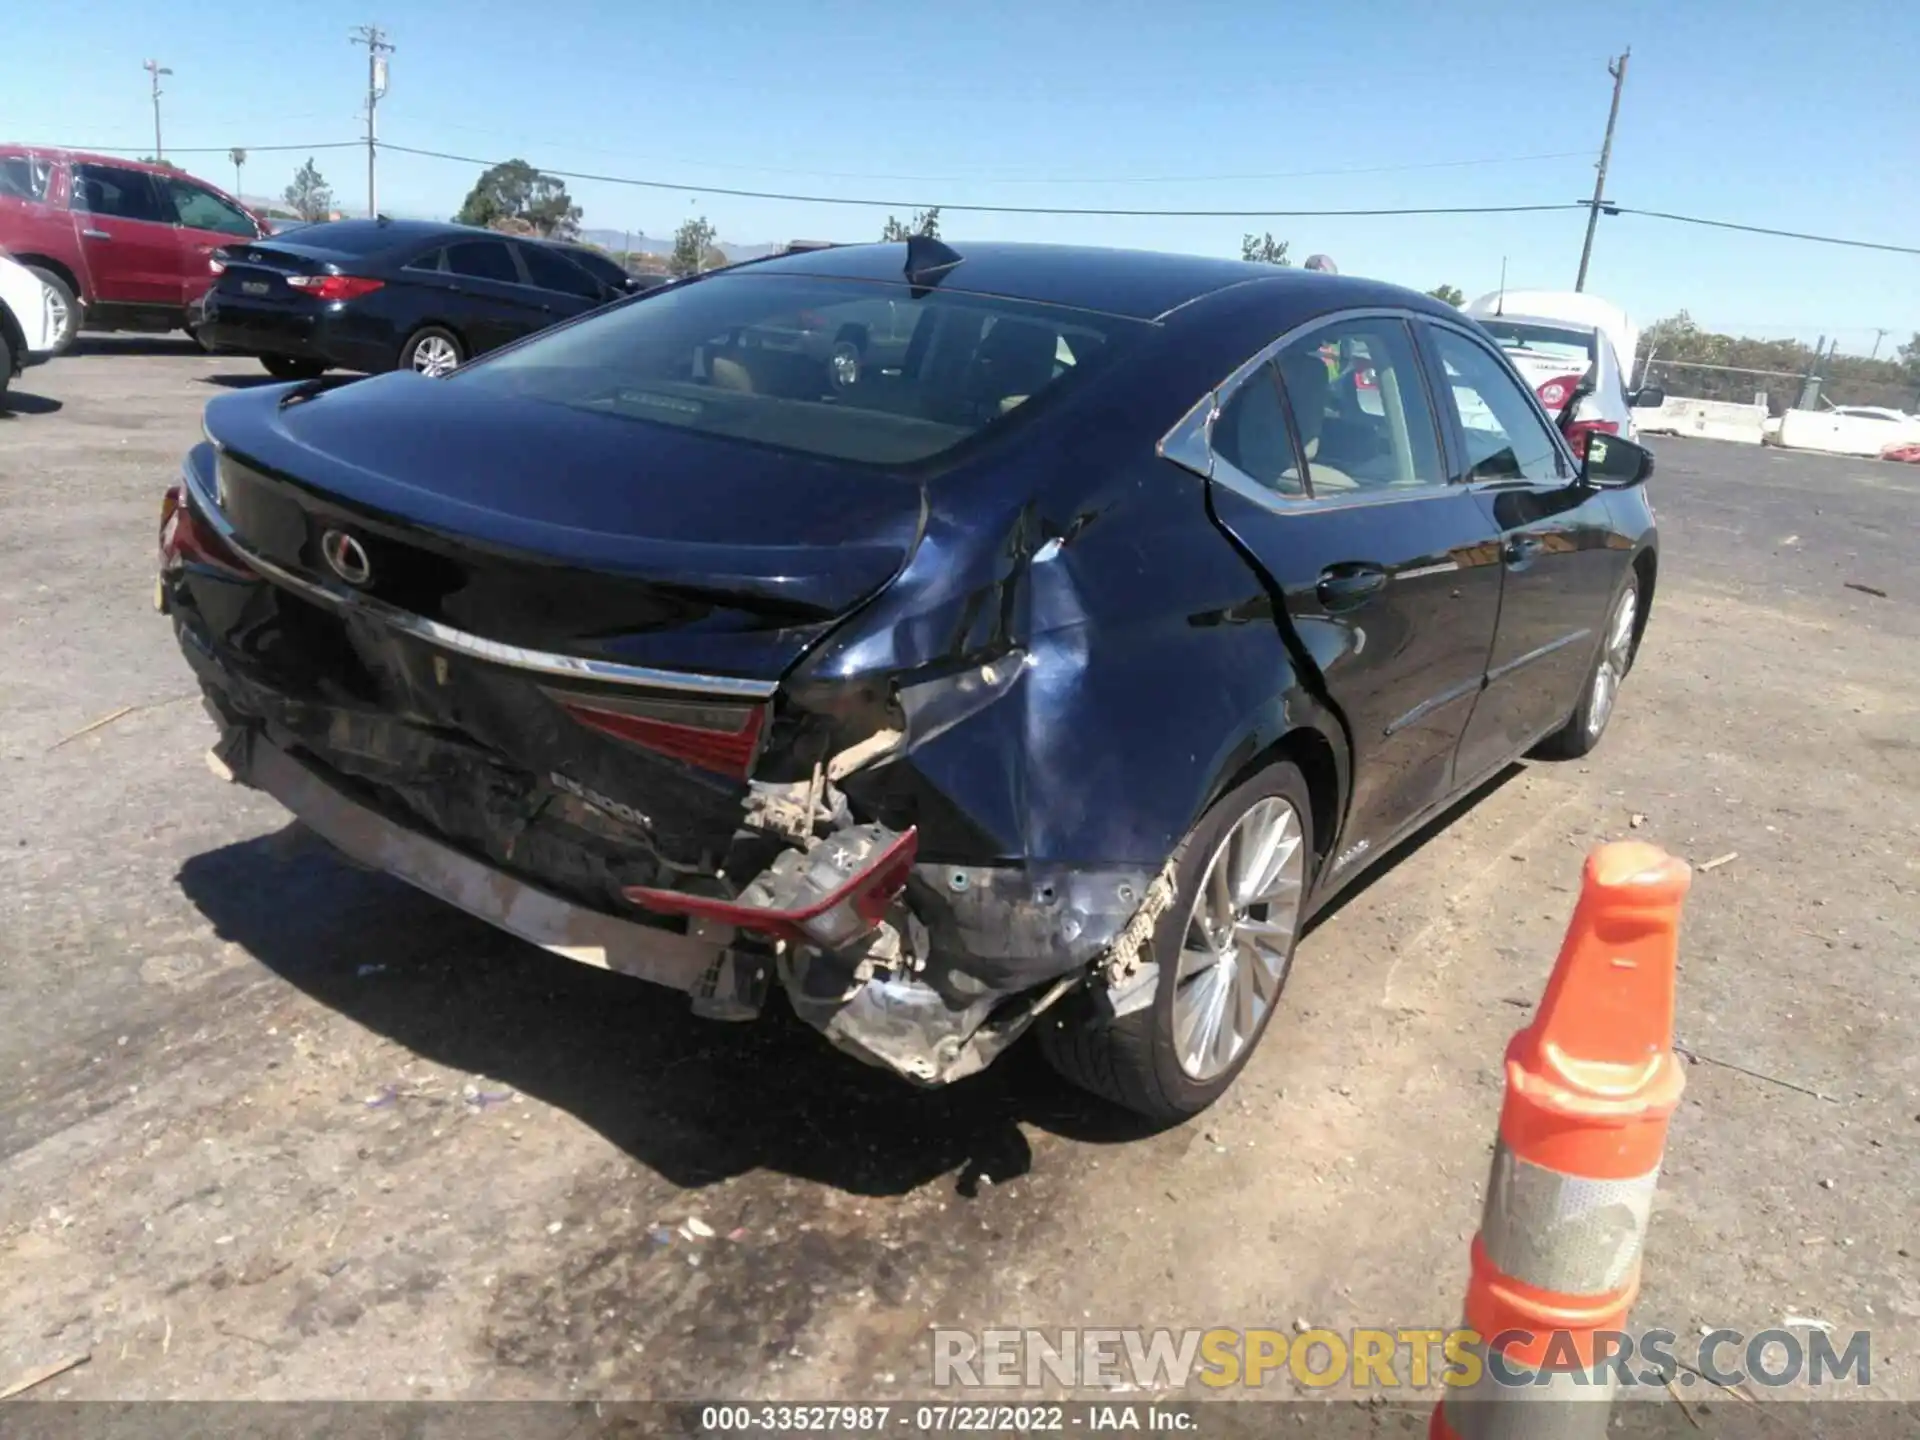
[2,342,1916,1407]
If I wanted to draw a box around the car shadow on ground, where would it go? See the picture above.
[71,336,204,358]
[0,390,62,416]
[177,824,1143,1199]
[196,372,284,390]
[176,763,1526,1199]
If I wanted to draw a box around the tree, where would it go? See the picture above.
[140,157,180,172]
[1898,333,1920,385]
[1240,232,1290,266]
[701,243,730,272]
[1641,310,1920,411]
[283,158,333,222]
[1426,284,1464,307]
[881,207,941,241]
[229,147,247,198]
[671,216,718,276]
[454,159,582,239]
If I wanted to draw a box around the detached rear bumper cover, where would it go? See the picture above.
[224,729,721,990]
[214,721,1081,1086]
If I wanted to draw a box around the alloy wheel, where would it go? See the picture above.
[411,335,459,377]
[1587,583,1638,740]
[1171,796,1307,1081]
[44,288,71,346]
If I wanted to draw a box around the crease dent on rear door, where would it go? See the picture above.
[1193,312,1505,878]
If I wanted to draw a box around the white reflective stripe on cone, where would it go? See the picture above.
[1480,1140,1659,1295]
[1442,1344,1616,1440]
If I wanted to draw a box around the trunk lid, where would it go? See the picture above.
[213,238,351,303]
[201,374,925,681]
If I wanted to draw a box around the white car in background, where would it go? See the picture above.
[0,250,60,401]
[1463,289,1660,452]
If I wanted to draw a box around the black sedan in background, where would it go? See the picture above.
[197,218,649,379]
[160,240,1659,1121]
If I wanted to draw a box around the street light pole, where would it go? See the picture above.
[143,59,173,161]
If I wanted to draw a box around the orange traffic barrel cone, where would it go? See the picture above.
[1432,841,1691,1440]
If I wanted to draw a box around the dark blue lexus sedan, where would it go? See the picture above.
[159,239,1659,1120]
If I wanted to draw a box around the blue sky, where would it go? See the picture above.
[7,0,1918,353]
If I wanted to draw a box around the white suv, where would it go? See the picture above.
[0,250,60,401]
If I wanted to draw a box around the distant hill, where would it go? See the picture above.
[576,229,785,264]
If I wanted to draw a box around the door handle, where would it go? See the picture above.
[1315,563,1388,611]
[1503,536,1544,566]
[81,228,112,240]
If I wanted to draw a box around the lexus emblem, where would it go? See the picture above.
[320,529,373,586]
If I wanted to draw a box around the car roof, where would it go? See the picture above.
[1,145,210,179]
[263,218,519,251]
[734,241,1437,322]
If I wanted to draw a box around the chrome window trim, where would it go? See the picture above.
[1157,305,1463,515]
[180,460,780,701]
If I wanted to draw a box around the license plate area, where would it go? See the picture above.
[241,281,270,296]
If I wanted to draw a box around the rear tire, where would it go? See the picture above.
[1534,572,1641,760]
[1039,761,1314,1123]
[398,326,463,377]
[26,266,77,354]
[261,355,327,380]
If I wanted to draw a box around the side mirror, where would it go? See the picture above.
[1629,384,1666,409]
[1583,432,1655,487]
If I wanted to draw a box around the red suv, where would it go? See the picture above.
[0,146,265,352]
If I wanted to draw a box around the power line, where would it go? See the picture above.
[412,123,1595,186]
[1613,206,1920,257]
[374,141,1586,219]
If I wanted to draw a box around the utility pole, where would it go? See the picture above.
[143,60,173,161]
[1870,327,1891,360]
[351,25,394,218]
[1575,47,1630,293]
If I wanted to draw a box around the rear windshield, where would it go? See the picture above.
[266,220,425,257]
[1477,319,1595,367]
[451,272,1144,467]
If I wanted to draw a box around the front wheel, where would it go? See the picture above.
[1039,762,1314,1122]
[399,326,463,377]
[1534,573,1641,760]
[261,354,327,380]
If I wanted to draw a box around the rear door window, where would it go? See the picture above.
[518,243,604,300]
[445,240,520,285]
[453,272,1143,468]
[1212,363,1302,496]
[1271,317,1445,495]
[72,164,168,223]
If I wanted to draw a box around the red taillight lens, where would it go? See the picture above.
[1535,374,1582,412]
[160,483,252,578]
[1563,418,1621,460]
[623,826,919,950]
[285,274,384,302]
[558,694,766,778]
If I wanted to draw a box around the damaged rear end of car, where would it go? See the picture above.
[160,254,1227,1089]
